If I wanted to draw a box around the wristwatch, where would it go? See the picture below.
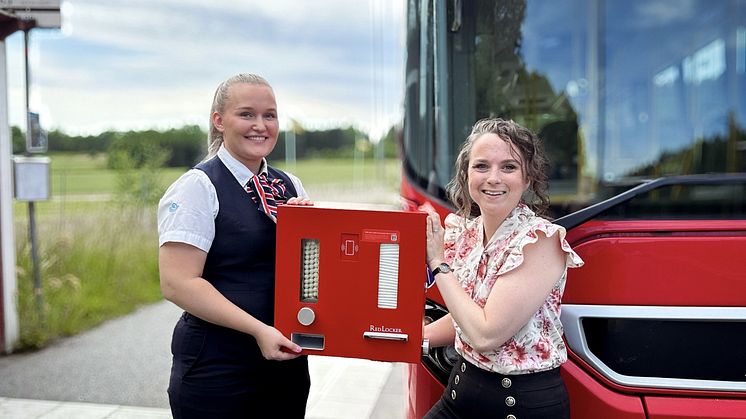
[432,262,451,276]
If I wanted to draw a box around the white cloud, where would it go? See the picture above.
[634,0,697,27]
[8,0,405,137]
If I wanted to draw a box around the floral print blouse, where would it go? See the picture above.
[443,203,584,374]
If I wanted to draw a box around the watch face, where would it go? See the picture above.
[439,263,451,273]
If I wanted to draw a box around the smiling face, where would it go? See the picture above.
[467,133,530,220]
[211,83,278,173]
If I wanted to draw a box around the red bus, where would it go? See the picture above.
[399,1,746,417]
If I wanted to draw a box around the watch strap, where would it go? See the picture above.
[432,263,450,276]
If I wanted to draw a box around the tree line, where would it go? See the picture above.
[11,124,398,169]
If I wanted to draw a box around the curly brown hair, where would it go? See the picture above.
[446,118,550,218]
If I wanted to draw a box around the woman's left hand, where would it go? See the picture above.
[424,209,445,267]
[285,197,314,206]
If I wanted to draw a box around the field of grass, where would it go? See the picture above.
[43,152,400,200]
[15,207,162,349]
[12,152,401,350]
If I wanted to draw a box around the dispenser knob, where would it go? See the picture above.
[297,307,316,326]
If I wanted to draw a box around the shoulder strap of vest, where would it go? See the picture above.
[194,155,219,173]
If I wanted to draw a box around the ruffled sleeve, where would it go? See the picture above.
[496,218,584,277]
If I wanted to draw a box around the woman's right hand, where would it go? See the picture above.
[255,325,303,360]
[285,197,313,206]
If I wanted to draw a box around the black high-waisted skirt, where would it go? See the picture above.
[424,356,569,419]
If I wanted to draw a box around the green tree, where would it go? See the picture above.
[11,125,24,154]
[106,126,204,168]
[110,142,171,206]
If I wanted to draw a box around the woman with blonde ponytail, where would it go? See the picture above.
[158,73,312,418]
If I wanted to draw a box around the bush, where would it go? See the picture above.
[109,143,171,206]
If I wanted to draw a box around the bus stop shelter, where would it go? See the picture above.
[0,0,60,354]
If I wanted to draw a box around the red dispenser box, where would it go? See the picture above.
[275,205,427,363]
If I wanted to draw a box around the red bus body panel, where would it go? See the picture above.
[563,220,746,307]
[406,363,446,419]
[645,397,746,419]
[562,361,646,419]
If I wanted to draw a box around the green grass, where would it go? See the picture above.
[49,152,108,170]
[274,157,401,204]
[15,206,162,349]
[46,153,182,197]
[16,153,401,233]
[46,152,400,197]
[13,152,401,350]
[31,154,401,215]
[47,152,111,195]
[275,157,400,185]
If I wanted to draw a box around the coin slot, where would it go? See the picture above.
[291,333,325,350]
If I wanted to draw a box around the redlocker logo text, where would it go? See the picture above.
[369,325,403,333]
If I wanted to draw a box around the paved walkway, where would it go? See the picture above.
[0,301,407,419]
[0,358,406,419]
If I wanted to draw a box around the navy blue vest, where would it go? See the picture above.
[195,157,297,325]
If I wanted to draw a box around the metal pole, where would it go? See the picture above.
[24,29,43,318]
[285,128,296,173]
[27,201,42,315]
[24,29,29,141]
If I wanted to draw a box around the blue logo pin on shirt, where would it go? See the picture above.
[168,202,179,213]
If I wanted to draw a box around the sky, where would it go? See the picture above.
[5,0,405,140]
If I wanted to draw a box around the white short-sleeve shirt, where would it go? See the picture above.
[157,145,309,252]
